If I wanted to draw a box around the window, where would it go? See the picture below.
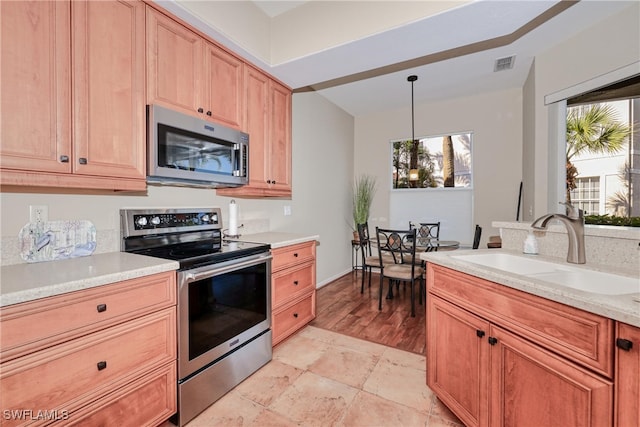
[391,132,472,189]
[565,96,637,218]
[570,177,600,215]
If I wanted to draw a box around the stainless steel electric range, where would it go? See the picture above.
[120,207,272,426]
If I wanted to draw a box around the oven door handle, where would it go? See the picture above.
[183,253,272,283]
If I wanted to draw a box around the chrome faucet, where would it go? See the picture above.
[531,202,586,264]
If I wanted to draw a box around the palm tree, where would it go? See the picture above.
[566,104,632,203]
[442,135,455,187]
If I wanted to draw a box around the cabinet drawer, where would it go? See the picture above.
[67,363,176,427]
[0,308,176,426]
[272,242,315,272]
[428,265,614,377]
[272,262,315,307]
[0,272,175,362]
[272,292,315,345]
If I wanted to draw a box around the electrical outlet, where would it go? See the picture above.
[30,205,48,224]
[283,205,292,216]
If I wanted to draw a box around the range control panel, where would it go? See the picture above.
[132,211,219,230]
[121,208,222,237]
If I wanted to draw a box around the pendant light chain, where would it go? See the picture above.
[408,75,417,144]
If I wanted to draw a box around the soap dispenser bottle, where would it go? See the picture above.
[523,231,539,255]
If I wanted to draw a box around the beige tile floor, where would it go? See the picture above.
[184,326,463,427]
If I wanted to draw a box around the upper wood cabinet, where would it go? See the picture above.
[0,1,71,174]
[218,66,292,198]
[146,8,243,129]
[0,0,146,191]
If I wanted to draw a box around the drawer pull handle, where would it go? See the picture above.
[79,157,88,165]
[60,155,69,163]
[476,329,485,338]
[293,253,298,257]
[293,313,299,318]
[488,337,498,346]
[616,338,633,351]
[293,280,299,286]
[96,304,107,313]
[97,361,107,371]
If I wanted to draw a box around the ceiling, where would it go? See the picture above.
[170,1,635,117]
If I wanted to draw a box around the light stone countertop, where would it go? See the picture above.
[232,232,319,249]
[0,252,179,308]
[420,249,640,328]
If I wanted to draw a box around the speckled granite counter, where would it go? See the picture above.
[233,232,319,249]
[0,252,178,307]
[421,249,640,327]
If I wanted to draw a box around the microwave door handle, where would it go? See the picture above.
[184,254,272,283]
[232,143,242,177]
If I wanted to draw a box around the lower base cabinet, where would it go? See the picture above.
[0,272,177,427]
[615,322,640,427]
[427,264,615,427]
[271,241,316,345]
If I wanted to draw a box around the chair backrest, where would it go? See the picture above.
[472,224,482,249]
[410,222,440,240]
[356,222,372,256]
[375,227,417,266]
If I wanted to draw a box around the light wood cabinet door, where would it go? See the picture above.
[204,42,244,129]
[218,67,292,197]
[0,1,71,173]
[427,295,489,427]
[268,80,292,193]
[489,325,613,427]
[615,322,640,427]
[146,7,202,115]
[72,0,145,180]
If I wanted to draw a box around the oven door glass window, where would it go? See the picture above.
[188,262,268,361]
[158,124,236,177]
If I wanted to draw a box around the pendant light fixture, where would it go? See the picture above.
[408,75,419,182]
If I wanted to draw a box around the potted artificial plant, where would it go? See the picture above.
[352,175,377,241]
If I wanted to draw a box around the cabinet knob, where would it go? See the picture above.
[616,338,633,351]
[97,361,107,371]
[79,157,88,165]
[293,280,299,286]
[96,304,107,313]
[293,313,299,318]
[60,155,70,163]
[197,108,204,113]
[488,337,498,346]
[293,253,298,257]
[206,111,212,116]
[272,180,276,185]
[476,330,485,338]
[266,180,271,184]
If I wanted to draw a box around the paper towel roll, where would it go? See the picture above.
[228,200,238,236]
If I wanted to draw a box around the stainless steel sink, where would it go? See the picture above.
[452,253,639,296]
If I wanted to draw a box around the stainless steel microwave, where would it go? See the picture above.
[147,105,249,188]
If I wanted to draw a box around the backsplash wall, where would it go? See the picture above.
[494,221,640,274]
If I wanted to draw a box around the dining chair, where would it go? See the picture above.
[375,227,424,317]
[357,222,394,293]
[472,224,482,249]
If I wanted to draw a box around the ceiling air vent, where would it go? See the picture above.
[494,55,516,72]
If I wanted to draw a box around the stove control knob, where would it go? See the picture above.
[151,216,161,226]
[136,216,148,227]
[201,214,210,223]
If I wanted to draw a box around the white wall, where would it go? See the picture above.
[354,87,523,248]
[527,1,640,217]
[0,92,355,287]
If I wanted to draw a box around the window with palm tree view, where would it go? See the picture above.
[391,132,472,189]
[565,96,638,225]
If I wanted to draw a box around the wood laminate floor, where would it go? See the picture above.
[310,269,426,356]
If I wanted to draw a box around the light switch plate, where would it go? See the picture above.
[284,205,292,216]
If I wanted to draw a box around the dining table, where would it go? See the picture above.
[416,237,460,252]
